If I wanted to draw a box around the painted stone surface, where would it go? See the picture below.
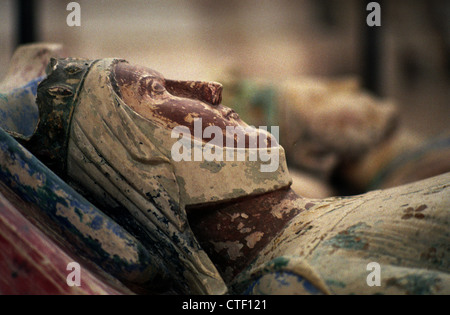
[0,43,449,295]
[232,173,450,295]
[0,127,164,290]
[0,184,127,295]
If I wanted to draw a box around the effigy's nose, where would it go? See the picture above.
[165,79,222,106]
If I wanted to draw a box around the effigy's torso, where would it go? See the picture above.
[234,172,450,294]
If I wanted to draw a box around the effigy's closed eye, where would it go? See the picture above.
[139,76,166,97]
[151,81,166,95]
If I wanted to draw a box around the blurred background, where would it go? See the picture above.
[0,0,449,136]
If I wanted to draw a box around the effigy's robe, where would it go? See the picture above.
[232,172,450,294]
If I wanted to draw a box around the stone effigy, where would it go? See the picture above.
[190,173,450,294]
[220,74,450,195]
[0,43,449,294]
[220,75,398,180]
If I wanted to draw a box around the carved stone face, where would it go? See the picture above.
[111,61,275,148]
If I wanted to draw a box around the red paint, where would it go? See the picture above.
[0,190,123,295]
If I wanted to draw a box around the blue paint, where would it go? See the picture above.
[303,277,322,294]
[325,279,347,289]
[10,75,43,97]
[387,273,441,295]
[0,76,44,137]
[0,127,160,279]
[90,215,104,230]
[324,222,370,251]
[244,270,323,295]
